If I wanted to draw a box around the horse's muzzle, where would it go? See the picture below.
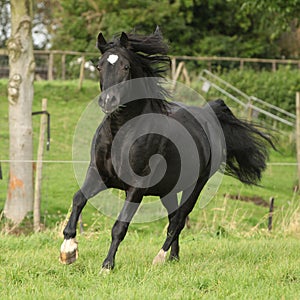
[98,92,120,114]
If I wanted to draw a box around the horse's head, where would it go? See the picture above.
[96,28,170,114]
[96,32,131,114]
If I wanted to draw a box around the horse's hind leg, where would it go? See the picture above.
[60,165,106,264]
[160,194,180,261]
[153,176,209,265]
[101,187,144,271]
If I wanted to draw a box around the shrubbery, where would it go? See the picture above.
[213,67,300,113]
[189,67,299,153]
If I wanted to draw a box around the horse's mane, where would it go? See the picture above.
[105,30,170,78]
[126,31,170,77]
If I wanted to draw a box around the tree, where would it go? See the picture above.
[4,0,35,224]
[239,0,300,32]
[47,0,299,59]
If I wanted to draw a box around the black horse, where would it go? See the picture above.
[60,28,274,271]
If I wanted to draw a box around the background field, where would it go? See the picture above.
[1,75,300,299]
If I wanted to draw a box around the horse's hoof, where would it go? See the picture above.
[99,268,111,276]
[59,238,78,265]
[152,249,167,265]
[169,254,179,262]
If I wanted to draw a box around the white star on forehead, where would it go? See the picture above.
[107,54,119,65]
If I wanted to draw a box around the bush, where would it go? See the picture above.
[192,67,300,113]
[215,67,300,112]
[189,67,300,151]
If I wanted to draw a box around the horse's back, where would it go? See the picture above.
[169,101,225,175]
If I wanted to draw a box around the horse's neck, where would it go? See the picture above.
[107,100,146,136]
[107,99,165,136]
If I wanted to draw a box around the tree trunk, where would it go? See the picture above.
[4,0,35,224]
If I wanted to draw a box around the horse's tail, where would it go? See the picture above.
[209,99,275,185]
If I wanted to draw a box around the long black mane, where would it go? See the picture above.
[101,30,170,77]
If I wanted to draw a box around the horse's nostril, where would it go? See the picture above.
[111,96,117,105]
[98,95,104,107]
[99,93,110,106]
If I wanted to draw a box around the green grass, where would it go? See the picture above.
[1,79,300,299]
[1,230,300,299]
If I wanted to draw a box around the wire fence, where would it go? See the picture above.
[0,159,297,166]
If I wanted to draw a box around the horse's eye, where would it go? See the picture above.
[96,65,101,72]
[124,65,130,71]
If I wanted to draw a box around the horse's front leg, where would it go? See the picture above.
[101,188,144,271]
[60,165,106,264]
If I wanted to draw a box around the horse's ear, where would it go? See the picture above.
[120,32,128,48]
[154,25,162,36]
[97,32,107,53]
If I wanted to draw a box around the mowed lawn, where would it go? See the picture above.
[1,79,300,299]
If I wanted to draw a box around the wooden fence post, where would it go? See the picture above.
[171,57,176,80]
[181,65,191,86]
[34,98,48,232]
[240,60,244,71]
[268,197,275,231]
[48,52,54,80]
[173,61,184,82]
[61,54,66,80]
[78,55,85,90]
[296,92,300,189]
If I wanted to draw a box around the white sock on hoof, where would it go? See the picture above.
[60,238,78,254]
[59,238,78,264]
[152,249,167,265]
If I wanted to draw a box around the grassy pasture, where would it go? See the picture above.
[0,79,300,299]
[1,231,300,299]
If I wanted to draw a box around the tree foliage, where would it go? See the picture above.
[46,0,299,58]
[2,0,299,58]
